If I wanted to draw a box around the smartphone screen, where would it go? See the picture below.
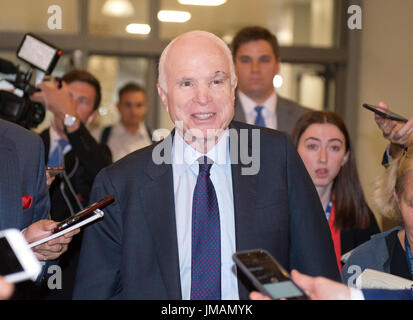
[234,250,307,300]
[0,237,24,276]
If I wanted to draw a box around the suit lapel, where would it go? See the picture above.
[229,123,259,299]
[0,138,20,230]
[140,138,182,299]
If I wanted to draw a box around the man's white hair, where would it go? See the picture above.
[158,30,237,93]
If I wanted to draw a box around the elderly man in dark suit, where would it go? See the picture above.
[232,26,310,135]
[73,30,339,300]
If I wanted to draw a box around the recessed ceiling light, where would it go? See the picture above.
[178,0,226,6]
[125,24,151,35]
[157,10,191,23]
[102,0,134,17]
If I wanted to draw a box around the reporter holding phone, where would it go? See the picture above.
[0,119,78,298]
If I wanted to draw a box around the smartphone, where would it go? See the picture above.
[53,194,114,233]
[28,194,114,248]
[362,103,408,123]
[233,249,308,300]
[0,229,41,283]
[16,33,62,74]
[46,166,65,177]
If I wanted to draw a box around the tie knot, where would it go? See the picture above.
[58,138,69,149]
[198,156,213,175]
[254,106,264,114]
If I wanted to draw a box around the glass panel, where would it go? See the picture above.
[87,55,149,128]
[278,63,335,111]
[0,0,78,34]
[89,0,150,38]
[160,0,336,47]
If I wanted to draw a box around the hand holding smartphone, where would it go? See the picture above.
[28,195,114,248]
[0,229,41,283]
[46,166,64,177]
[233,249,308,300]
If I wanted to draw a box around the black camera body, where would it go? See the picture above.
[0,33,61,129]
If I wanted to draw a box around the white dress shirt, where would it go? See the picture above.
[172,130,239,300]
[238,90,278,130]
[92,122,152,162]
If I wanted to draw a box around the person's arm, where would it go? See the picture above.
[66,122,112,177]
[73,169,122,299]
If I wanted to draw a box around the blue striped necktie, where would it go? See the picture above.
[191,156,221,300]
[254,106,266,127]
[48,138,69,166]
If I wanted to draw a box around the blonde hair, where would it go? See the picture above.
[373,147,413,224]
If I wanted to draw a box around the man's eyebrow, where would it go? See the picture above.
[212,71,229,79]
[175,77,193,83]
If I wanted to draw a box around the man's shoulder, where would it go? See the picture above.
[277,95,311,114]
[0,119,43,148]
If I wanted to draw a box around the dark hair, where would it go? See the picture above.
[62,69,101,110]
[118,82,146,102]
[291,111,372,230]
[231,26,281,60]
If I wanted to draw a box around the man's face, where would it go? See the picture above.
[234,39,280,102]
[66,81,96,123]
[158,35,236,145]
[117,91,147,129]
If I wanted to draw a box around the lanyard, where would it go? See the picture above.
[325,200,333,222]
[404,232,413,280]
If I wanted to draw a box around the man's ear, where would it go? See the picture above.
[157,83,169,113]
[86,110,98,126]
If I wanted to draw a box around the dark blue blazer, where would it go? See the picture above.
[73,121,340,299]
[0,119,50,231]
[363,289,413,300]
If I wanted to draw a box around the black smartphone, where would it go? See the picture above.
[362,103,408,123]
[28,195,114,248]
[233,249,308,300]
[46,166,65,177]
[53,194,114,233]
[16,33,62,74]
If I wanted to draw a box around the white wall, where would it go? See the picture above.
[356,0,413,228]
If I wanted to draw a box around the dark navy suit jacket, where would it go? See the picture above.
[363,289,413,300]
[0,119,50,231]
[73,121,340,299]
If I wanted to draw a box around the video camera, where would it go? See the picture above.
[0,33,62,128]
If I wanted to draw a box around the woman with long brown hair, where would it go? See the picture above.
[292,111,380,271]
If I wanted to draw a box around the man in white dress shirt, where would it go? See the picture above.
[93,82,152,162]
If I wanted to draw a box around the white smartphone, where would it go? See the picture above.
[0,229,41,283]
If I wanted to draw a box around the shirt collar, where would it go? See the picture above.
[238,90,277,115]
[172,129,230,177]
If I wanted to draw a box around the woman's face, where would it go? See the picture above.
[297,123,349,188]
[396,173,413,231]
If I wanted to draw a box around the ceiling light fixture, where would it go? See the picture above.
[178,0,227,6]
[126,23,151,35]
[102,0,135,17]
[157,10,191,23]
